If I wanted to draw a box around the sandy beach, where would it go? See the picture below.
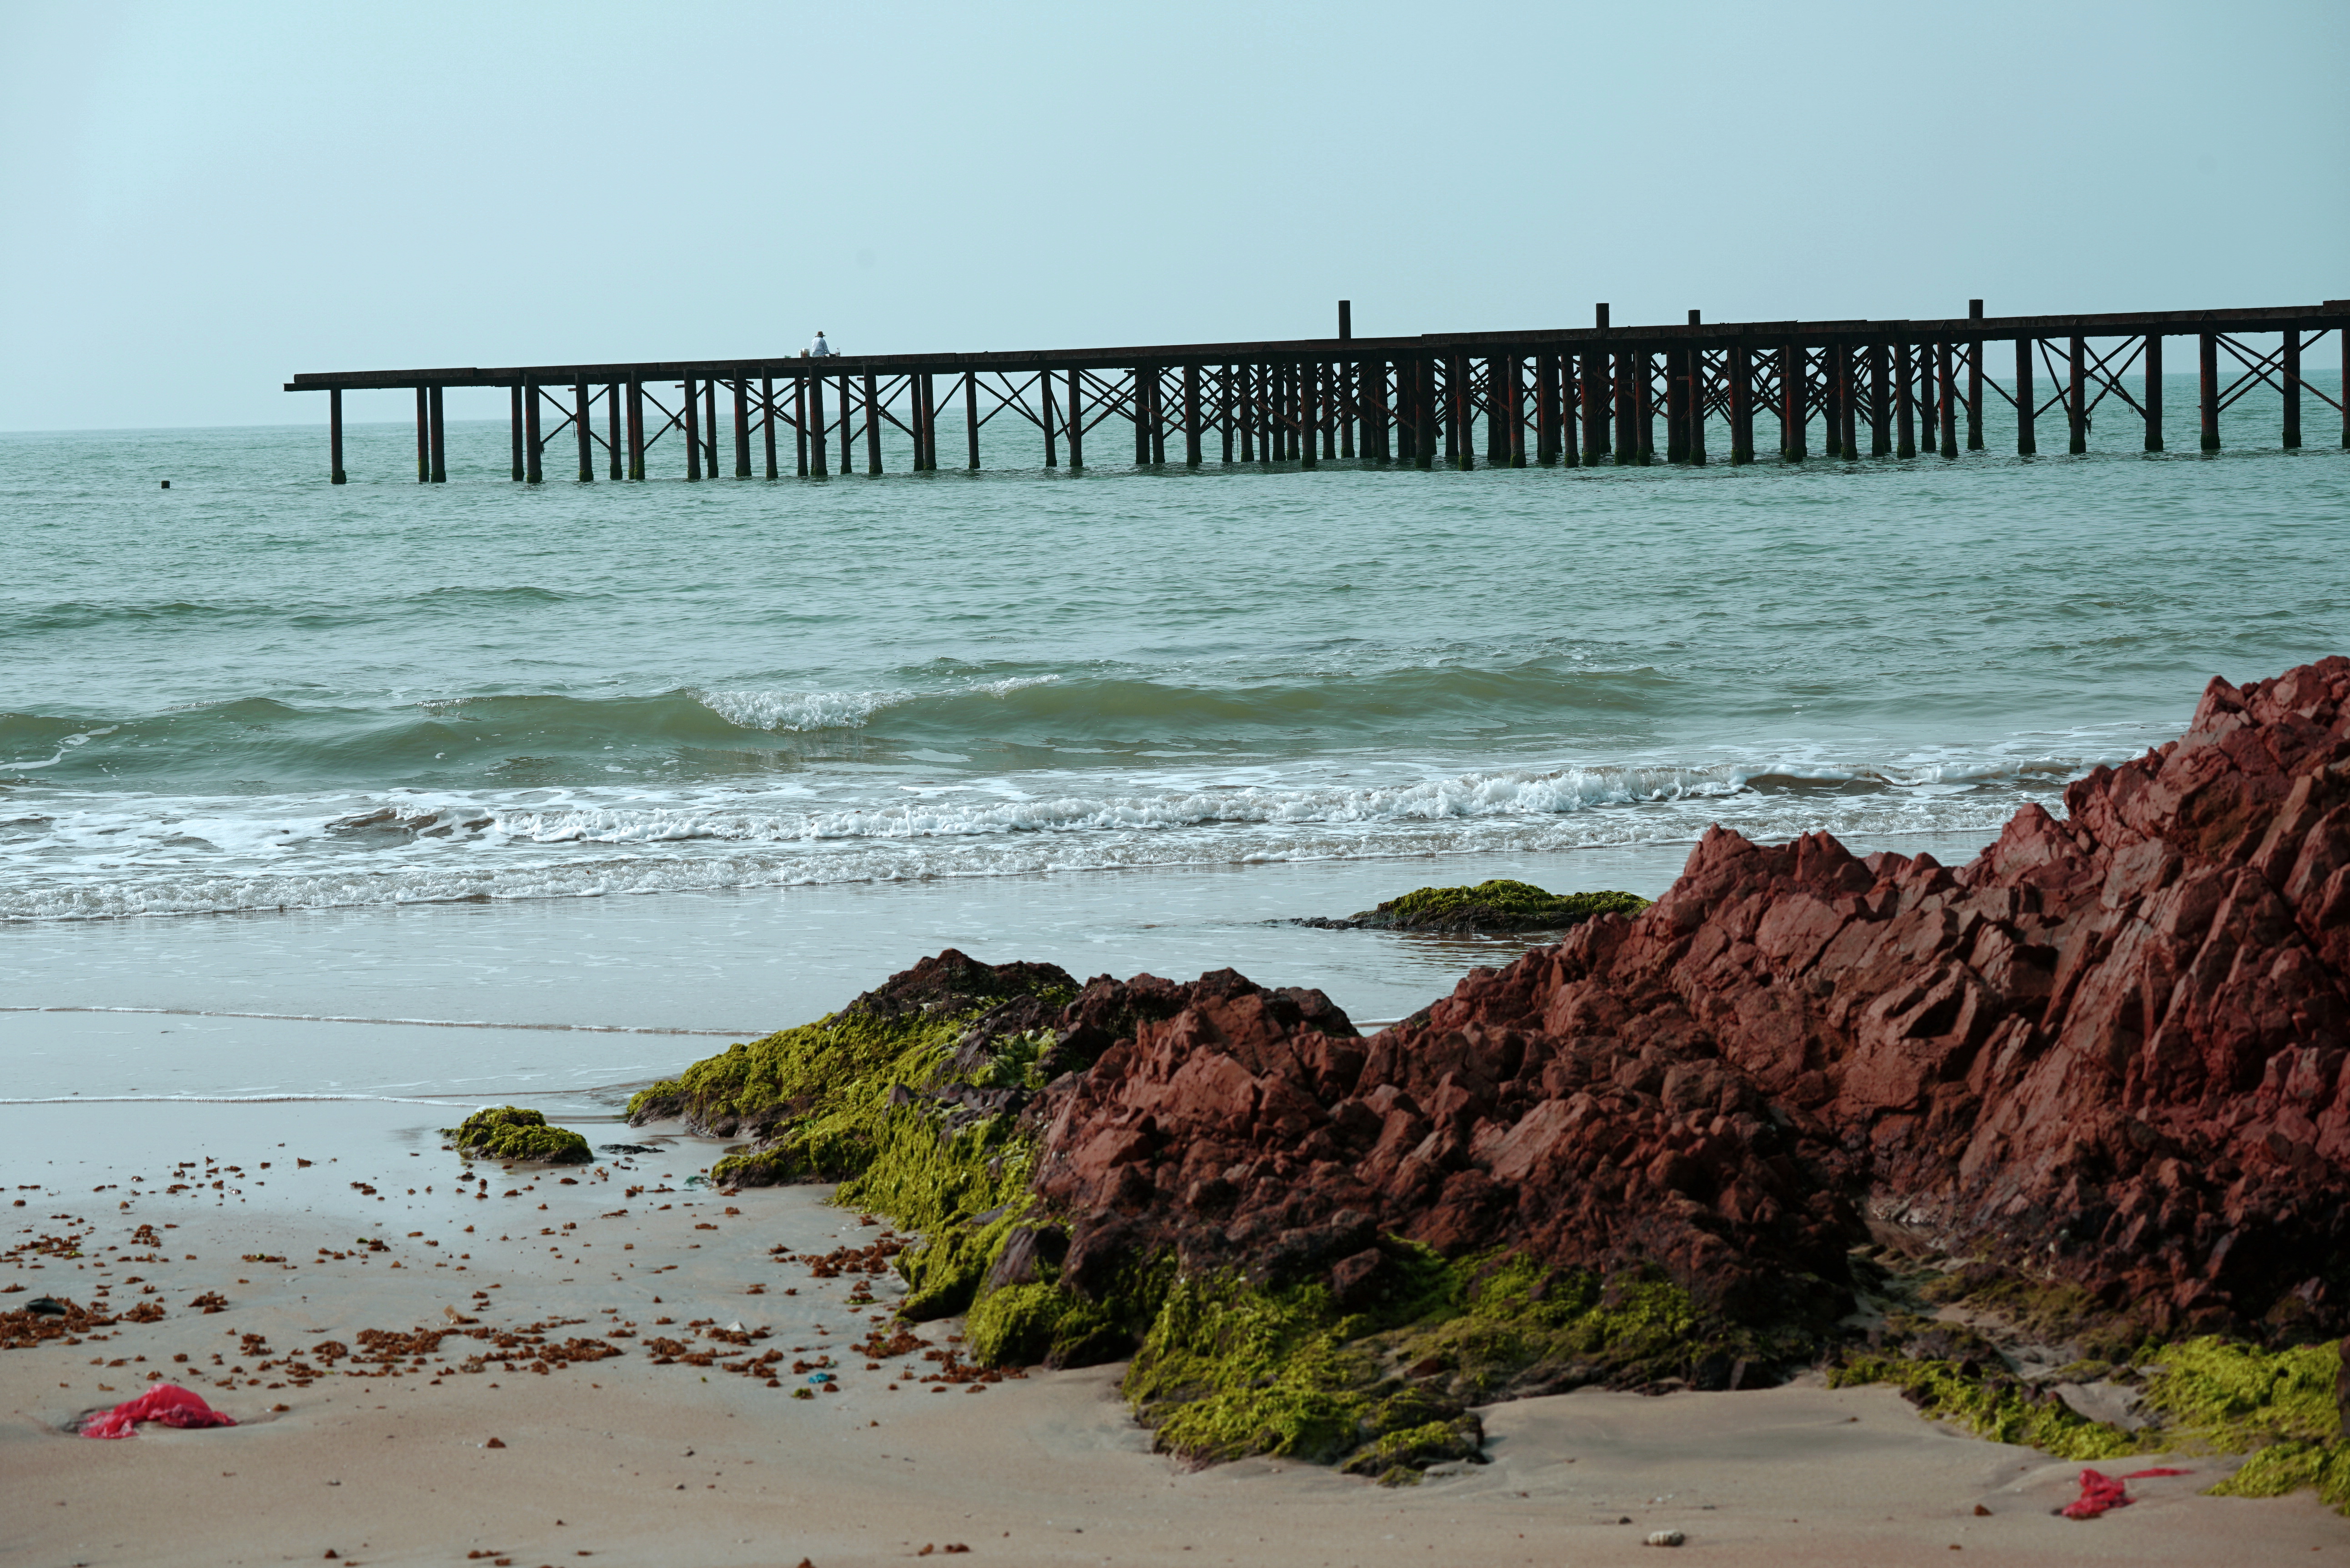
[5,1100,2336,1568]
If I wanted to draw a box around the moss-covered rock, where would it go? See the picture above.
[442,1106,592,1164]
[632,950,1076,1193]
[1304,879,1649,934]
[1831,1334,2350,1509]
[1828,1354,2142,1460]
[968,1281,1122,1367]
[1113,1250,1792,1478]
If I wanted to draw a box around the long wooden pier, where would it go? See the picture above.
[286,300,2350,483]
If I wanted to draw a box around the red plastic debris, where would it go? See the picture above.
[81,1383,238,1440]
[2061,1467,2191,1518]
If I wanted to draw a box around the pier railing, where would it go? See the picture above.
[286,300,2350,483]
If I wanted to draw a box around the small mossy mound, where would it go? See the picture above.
[2214,1440,2350,1509]
[968,1275,1158,1368]
[633,952,1081,1341]
[1833,1336,2350,1509]
[628,952,1076,1190]
[442,1106,592,1164]
[1110,1251,1792,1479]
[1311,879,1650,934]
[1828,1354,2141,1460]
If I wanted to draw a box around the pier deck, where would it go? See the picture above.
[286,300,2350,483]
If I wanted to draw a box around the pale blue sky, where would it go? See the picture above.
[4,0,2345,429]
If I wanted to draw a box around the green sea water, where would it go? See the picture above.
[4,378,2345,925]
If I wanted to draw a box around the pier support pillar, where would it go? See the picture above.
[1687,347,1707,465]
[605,385,620,480]
[2199,332,2219,451]
[925,372,941,469]
[428,387,446,482]
[836,376,852,473]
[864,372,882,474]
[683,377,702,480]
[1066,369,1083,470]
[575,378,593,481]
[1638,351,1656,463]
[1837,347,1858,460]
[2283,330,2302,448]
[627,380,646,479]
[2143,337,2164,451]
[1339,359,1355,460]
[1301,363,1318,470]
[1217,366,1234,463]
[1184,363,1202,467]
[1895,343,1916,458]
[1483,357,1505,466]
[415,387,430,482]
[1583,349,1609,464]
[330,388,346,484]
[734,379,753,477]
[762,377,778,478]
[792,378,808,476]
[805,377,826,476]
[1779,344,1804,462]
[1415,358,1435,470]
[1610,353,1629,464]
[525,381,543,484]
[509,385,523,480]
[1135,367,1152,466]
[1728,345,1752,465]
[1966,304,1986,450]
[1868,344,1891,455]
[2068,337,2087,454]
[2015,339,2035,455]
[1665,349,1688,462]
[1535,352,1558,464]
[1507,358,1526,466]
[1966,334,1984,451]
[1819,348,1842,459]
[1938,343,1958,457]
[703,382,719,477]
[1451,353,1472,470]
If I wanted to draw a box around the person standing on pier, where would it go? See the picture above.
[807,330,836,358]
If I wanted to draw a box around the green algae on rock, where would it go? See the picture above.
[442,1106,592,1164]
[1107,1249,1801,1480]
[631,951,1081,1328]
[1832,1334,2350,1508]
[1300,879,1649,934]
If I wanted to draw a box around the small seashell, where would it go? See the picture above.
[1644,1529,1685,1547]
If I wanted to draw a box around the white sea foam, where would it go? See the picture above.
[1,724,117,770]
[692,687,908,732]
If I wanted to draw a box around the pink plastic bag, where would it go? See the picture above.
[81,1383,237,1439]
[2061,1466,2191,1519]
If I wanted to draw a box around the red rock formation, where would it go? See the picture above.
[1033,658,2350,1342]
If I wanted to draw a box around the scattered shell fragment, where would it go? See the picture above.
[1644,1530,1685,1548]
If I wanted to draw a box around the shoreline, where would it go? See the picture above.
[7,1101,2337,1566]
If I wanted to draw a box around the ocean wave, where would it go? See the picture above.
[0,783,2048,921]
[693,686,911,732]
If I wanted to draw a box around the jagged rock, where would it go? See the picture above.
[1028,658,2350,1345]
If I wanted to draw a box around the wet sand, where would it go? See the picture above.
[4,1101,2338,1566]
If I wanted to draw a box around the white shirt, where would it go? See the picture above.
[808,334,836,358]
